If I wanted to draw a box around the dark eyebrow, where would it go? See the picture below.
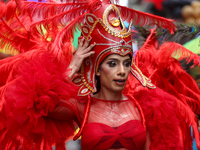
[107,58,131,61]
[107,58,119,61]
[125,58,131,61]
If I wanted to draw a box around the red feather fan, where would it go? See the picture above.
[130,29,200,149]
[0,0,177,84]
[136,29,200,113]
[0,0,176,57]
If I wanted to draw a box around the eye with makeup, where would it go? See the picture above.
[124,61,131,67]
[107,61,117,67]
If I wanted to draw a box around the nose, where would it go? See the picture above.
[118,64,125,76]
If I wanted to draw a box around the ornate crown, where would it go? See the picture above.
[72,2,156,96]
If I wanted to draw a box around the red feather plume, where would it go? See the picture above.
[0,0,177,61]
[135,29,200,115]
[117,5,176,33]
[130,29,200,149]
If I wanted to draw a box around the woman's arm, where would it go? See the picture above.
[67,36,96,78]
[48,99,78,121]
[50,37,96,121]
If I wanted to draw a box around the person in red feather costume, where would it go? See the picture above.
[0,0,200,149]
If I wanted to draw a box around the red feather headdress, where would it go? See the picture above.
[0,0,175,55]
[0,0,176,92]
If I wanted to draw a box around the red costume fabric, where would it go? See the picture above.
[81,120,146,150]
[78,97,146,150]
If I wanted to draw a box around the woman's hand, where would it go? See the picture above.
[67,36,96,78]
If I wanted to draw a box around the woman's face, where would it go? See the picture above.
[96,54,131,93]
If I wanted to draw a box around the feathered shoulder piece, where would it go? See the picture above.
[129,29,200,149]
[134,28,200,114]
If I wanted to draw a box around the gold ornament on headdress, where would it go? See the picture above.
[110,17,120,27]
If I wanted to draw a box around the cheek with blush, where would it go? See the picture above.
[100,64,117,77]
[102,66,112,74]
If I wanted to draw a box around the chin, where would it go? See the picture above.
[111,86,125,93]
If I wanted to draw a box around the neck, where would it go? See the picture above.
[93,88,125,101]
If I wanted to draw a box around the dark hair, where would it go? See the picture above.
[94,75,101,94]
